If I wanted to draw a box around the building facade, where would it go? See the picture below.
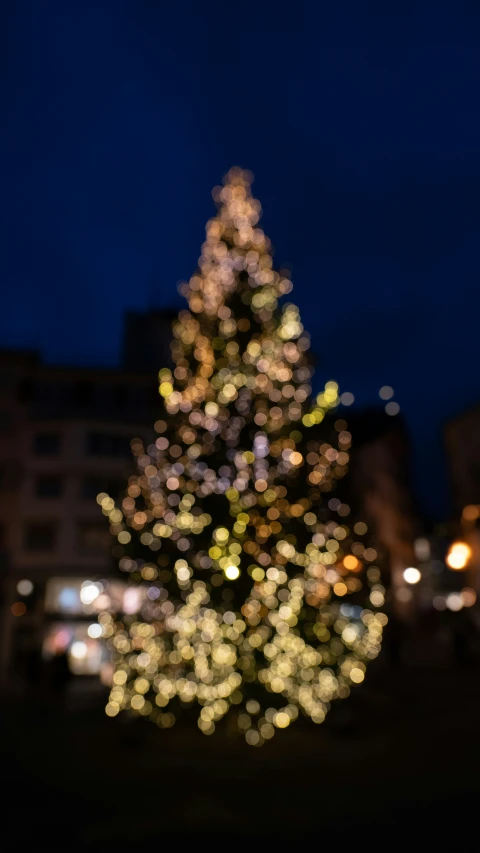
[445,404,480,512]
[445,404,480,594]
[342,409,419,614]
[0,347,159,685]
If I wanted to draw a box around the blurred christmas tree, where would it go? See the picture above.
[99,167,386,745]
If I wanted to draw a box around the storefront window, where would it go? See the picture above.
[43,622,107,675]
[45,577,144,616]
[41,579,147,677]
[45,578,84,614]
[77,521,111,554]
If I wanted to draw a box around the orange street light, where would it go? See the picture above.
[446,541,472,571]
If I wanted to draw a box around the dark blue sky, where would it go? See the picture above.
[2,1,479,520]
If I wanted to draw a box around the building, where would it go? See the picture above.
[0,320,168,686]
[445,404,480,594]
[445,404,480,513]
[339,408,419,613]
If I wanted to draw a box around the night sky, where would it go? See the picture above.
[2,1,480,520]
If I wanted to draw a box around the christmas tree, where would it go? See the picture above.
[99,167,386,745]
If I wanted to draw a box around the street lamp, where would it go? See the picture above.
[446,541,472,571]
[403,567,421,584]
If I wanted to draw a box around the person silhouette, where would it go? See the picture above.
[49,646,72,710]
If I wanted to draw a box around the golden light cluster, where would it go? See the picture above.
[100,167,386,744]
[446,541,471,571]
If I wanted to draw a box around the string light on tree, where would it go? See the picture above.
[379,386,394,401]
[99,168,386,745]
[385,401,400,416]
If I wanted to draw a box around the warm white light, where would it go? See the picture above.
[123,587,142,615]
[461,588,476,607]
[225,565,240,580]
[446,593,463,612]
[340,392,355,406]
[446,541,471,570]
[403,567,421,584]
[80,582,102,604]
[70,641,88,660]
[17,579,33,596]
[87,623,102,639]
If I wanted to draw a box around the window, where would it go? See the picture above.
[113,385,127,408]
[44,577,132,616]
[82,475,123,501]
[25,522,56,551]
[17,379,35,403]
[45,578,83,614]
[77,521,111,554]
[33,432,61,456]
[74,381,93,407]
[37,382,69,405]
[0,462,20,491]
[0,411,12,433]
[43,622,108,675]
[35,475,62,498]
[130,385,149,407]
[86,433,131,457]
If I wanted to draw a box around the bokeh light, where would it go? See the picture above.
[80,582,102,604]
[70,641,88,660]
[461,588,476,607]
[379,386,394,400]
[403,567,421,585]
[446,541,471,570]
[446,593,463,612]
[462,505,479,522]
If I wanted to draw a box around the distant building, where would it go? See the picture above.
[445,404,480,513]
[339,408,419,612]
[0,333,164,685]
[445,404,480,593]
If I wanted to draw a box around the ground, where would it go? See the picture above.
[2,627,479,847]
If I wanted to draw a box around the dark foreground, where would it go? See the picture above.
[2,636,479,848]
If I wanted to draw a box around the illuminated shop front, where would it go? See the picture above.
[42,577,145,675]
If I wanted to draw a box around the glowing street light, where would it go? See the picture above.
[403,567,421,584]
[446,541,471,571]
